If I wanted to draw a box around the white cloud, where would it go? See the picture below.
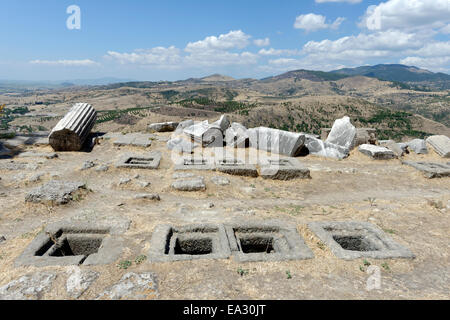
[303,30,425,61]
[258,48,300,56]
[316,0,362,3]
[406,41,450,58]
[262,57,344,73]
[440,24,450,34]
[400,56,450,72]
[361,0,450,32]
[294,13,345,32]
[184,51,258,67]
[254,38,270,47]
[185,30,250,52]
[105,46,181,67]
[105,31,259,69]
[29,59,97,66]
[331,17,346,30]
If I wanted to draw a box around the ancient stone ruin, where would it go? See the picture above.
[49,103,97,151]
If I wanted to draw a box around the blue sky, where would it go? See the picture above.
[1,0,449,81]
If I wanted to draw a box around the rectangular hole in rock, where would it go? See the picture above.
[174,238,212,255]
[220,160,243,166]
[34,239,55,256]
[184,159,206,165]
[269,160,290,166]
[332,235,379,252]
[49,237,104,257]
[126,157,153,165]
[240,236,275,254]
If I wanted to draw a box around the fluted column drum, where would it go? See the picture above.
[49,103,97,151]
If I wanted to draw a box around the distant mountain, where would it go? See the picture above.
[63,77,134,86]
[200,74,235,82]
[261,69,349,82]
[330,64,450,84]
[0,78,133,90]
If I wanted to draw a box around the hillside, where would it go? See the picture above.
[331,64,450,90]
[1,65,449,140]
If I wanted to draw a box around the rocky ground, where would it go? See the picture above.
[0,131,449,300]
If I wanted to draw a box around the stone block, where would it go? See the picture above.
[403,161,450,178]
[248,127,305,157]
[358,144,396,160]
[226,221,314,262]
[148,224,231,262]
[15,222,124,267]
[308,221,415,260]
[215,158,258,177]
[115,152,161,169]
[259,157,310,180]
[426,135,450,158]
[148,122,179,132]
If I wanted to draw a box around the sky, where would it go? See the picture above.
[0,0,449,81]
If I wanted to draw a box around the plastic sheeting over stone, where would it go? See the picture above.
[183,120,224,147]
[358,144,396,160]
[325,116,356,150]
[406,139,428,154]
[225,122,249,148]
[248,127,305,157]
[426,135,450,158]
[305,134,350,159]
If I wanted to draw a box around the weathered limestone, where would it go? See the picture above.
[172,172,196,179]
[379,140,407,157]
[175,119,195,132]
[134,193,161,201]
[113,133,152,148]
[259,157,311,180]
[406,139,428,154]
[184,120,223,147]
[305,134,349,159]
[98,272,158,300]
[167,137,198,153]
[18,152,58,159]
[49,103,97,151]
[403,161,450,178]
[308,221,415,260]
[25,181,86,205]
[1,132,50,148]
[174,157,215,171]
[211,176,230,186]
[81,160,96,170]
[171,176,206,191]
[0,161,29,171]
[225,122,249,148]
[325,116,356,150]
[28,173,44,183]
[15,221,124,267]
[212,114,231,132]
[115,152,161,169]
[426,135,450,158]
[148,121,179,133]
[226,222,314,262]
[95,164,109,172]
[353,128,377,148]
[248,127,305,157]
[358,144,396,160]
[66,267,99,299]
[148,224,231,262]
[216,158,258,177]
[0,272,56,300]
